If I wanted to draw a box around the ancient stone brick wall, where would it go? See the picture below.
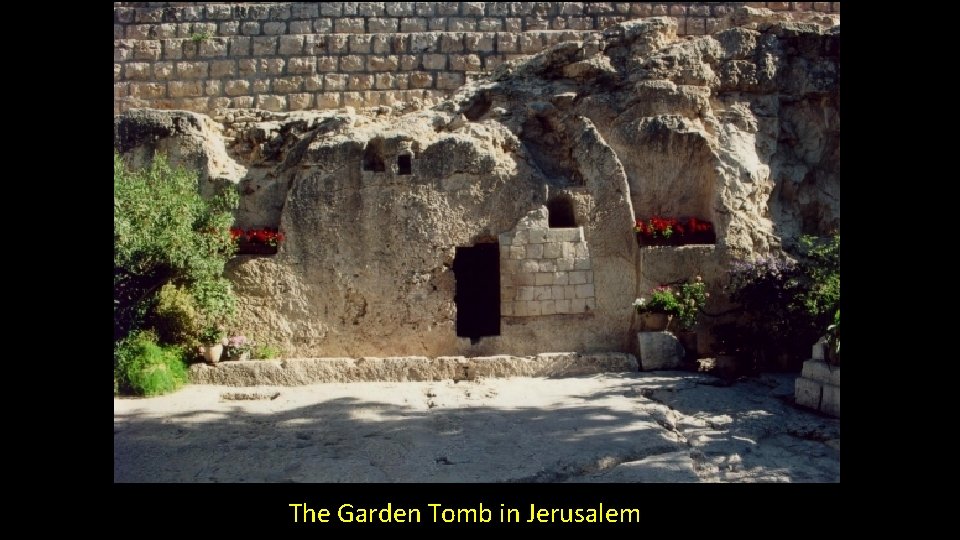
[113,2,840,114]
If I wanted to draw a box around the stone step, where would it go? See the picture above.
[189,352,638,386]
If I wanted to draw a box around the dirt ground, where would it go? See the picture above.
[114,372,840,482]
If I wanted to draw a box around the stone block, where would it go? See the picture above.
[369,18,399,32]
[478,18,503,31]
[210,60,237,77]
[341,55,366,71]
[317,56,339,71]
[441,33,464,53]
[538,261,557,273]
[794,376,822,410]
[535,273,554,286]
[224,79,250,96]
[801,360,840,386]
[542,242,561,259]
[520,259,539,273]
[401,18,428,32]
[253,36,277,55]
[375,73,396,89]
[316,92,342,108]
[279,35,304,55]
[124,63,152,80]
[274,76,303,93]
[638,331,684,371]
[168,80,203,97]
[821,383,840,417]
[573,257,591,270]
[533,286,551,301]
[575,284,594,298]
[555,299,571,313]
[335,18,366,33]
[553,272,569,285]
[450,54,482,71]
[257,94,287,112]
[563,285,577,300]
[429,18,447,31]
[263,22,287,35]
[569,271,586,285]
[287,56,315,74]
[541,300,557,315]
[349,74,375,91]
[368,55,399,71]
[153,62,174,80]
[557,258,574,271]
[205,80,221,96]
[525,244,544,259]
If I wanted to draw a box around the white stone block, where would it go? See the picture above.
[551,285,565,299]
[498,233,514,246]
[812,339,825,360]
[569,271,586,285]
[557,258,574,271]
[509,246,525,259]
[564,285,577,299]
[528,228,549,243]
[574,257,591,270]
[794,376,822,410]
[638,331,684,370]
[514,229,529,244]
[821,383,840,417]
[526,300,542,316]
[535,272,555,285]
[541,300,556,315]
[517,286,535,301]
[561,242,576,258]
[533,286,552,300]
[801,360,840,386]
[575,243,590,258]
[538,260,557,273]
[553,272,569,285]
[575,284,595,298]
[515,272,536,286]
[500,301,514,316]
[525,244,544,259]
[542,242,561,258]
[521,259,540,273]
[555,299,571,313]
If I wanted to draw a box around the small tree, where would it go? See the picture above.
[114,152,238,392]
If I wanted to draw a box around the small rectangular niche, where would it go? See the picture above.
[397,154,412,175]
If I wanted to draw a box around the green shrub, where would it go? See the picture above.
[114,152,238,341]
[252,343,281,359]
[148,283,201,346]
[115,331,188,396]
[719,233,840,371]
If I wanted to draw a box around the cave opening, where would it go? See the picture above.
[547,195,577,228]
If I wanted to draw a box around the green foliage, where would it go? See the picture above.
[252,343,281,359]
[114,152,239,344]
[719,233,840,370]
[114,331,188,396]
[634,277,708,331]
[190,31,210,43]
[114,152,239,393]
[148,283,201,346]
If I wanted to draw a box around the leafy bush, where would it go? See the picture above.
[252,343,281,359]
[148,283,201,346]
[115,331,188,396]
[114,152,239,393]
[114,152,238,344]
[719,234,840,371]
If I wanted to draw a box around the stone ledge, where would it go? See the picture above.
[188,352,638,386]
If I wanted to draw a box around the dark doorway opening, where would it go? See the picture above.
[547,196,577,228]
[397,154,412,175]
[452,243,500,344]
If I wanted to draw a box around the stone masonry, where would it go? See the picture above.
[499,209,595,317]
[114,2,840,114]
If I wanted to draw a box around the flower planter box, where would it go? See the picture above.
[236,239,277,255]
[636,231,717,247]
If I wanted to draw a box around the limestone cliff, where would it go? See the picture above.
[114,13,840,357]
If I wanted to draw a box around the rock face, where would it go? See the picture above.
[114,14,841,359]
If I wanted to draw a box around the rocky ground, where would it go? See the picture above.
[114,372,839,482]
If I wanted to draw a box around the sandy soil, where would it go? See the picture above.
[114,372,840,482]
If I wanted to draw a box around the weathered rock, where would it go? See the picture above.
[637,331,685,371]
[115,14,840,359]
